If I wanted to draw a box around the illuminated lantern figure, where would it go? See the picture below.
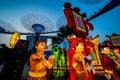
[51,43,67,78]
[67,37,87,80]
[51,44,60,77]
[99,42,120,80]
[28,40,55,80]
[106,34,120,69]
[67,36,96,80]
[72,39,89,80]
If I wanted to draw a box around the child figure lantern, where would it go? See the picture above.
[72,39,89,80]
[28,40,55,80]
[67,37,88,80]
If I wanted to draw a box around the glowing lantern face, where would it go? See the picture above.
[35,41,47,53]
[9,32,20,48]
[32,24,45,33]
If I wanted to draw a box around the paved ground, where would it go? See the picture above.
[0,63,108,80]
[0,62,29,80]
[21,62,30,80]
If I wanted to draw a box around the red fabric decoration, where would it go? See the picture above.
[64,5,75,28]
[64,2,94,37]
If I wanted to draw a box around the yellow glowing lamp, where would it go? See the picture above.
[10,32,20,48]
